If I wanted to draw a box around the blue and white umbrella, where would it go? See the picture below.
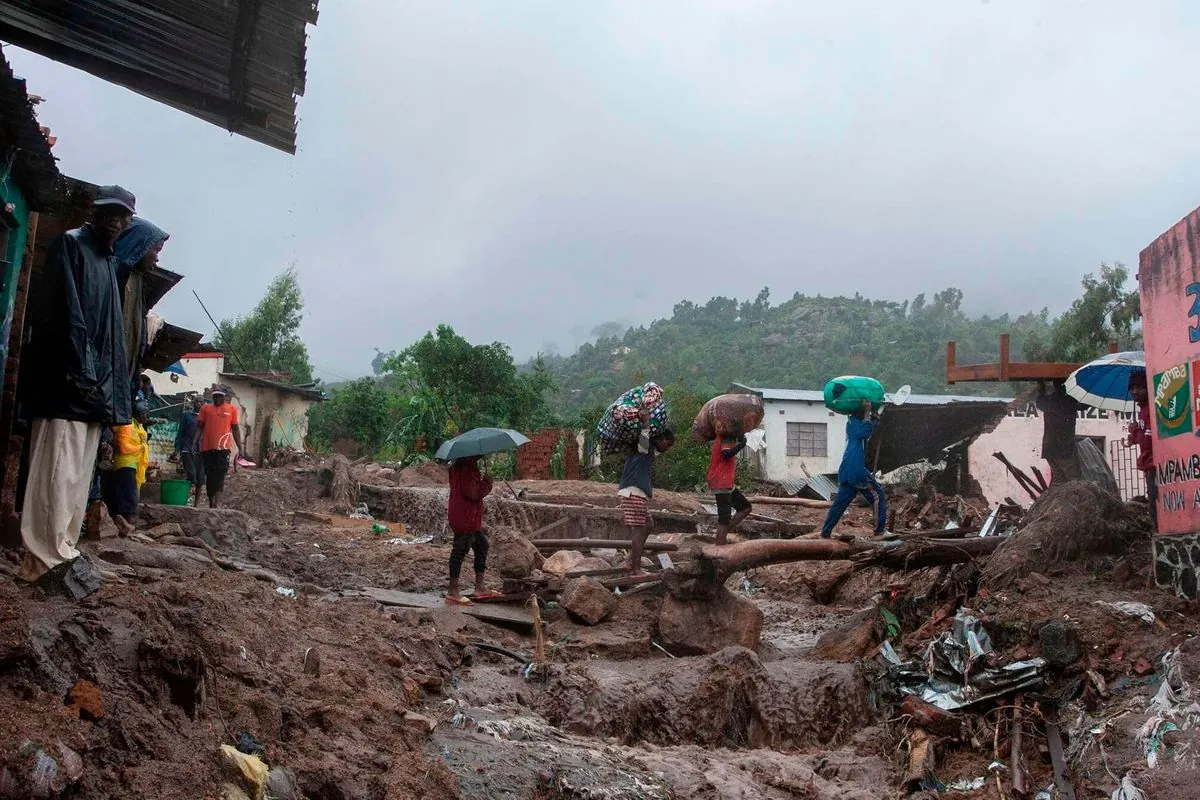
[1065,351,1145,414]
[164,361,188,376]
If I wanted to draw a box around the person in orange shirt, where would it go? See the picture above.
[191,387,244,508]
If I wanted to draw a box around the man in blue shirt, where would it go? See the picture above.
[175,395,204,506]
[821,400,887,538]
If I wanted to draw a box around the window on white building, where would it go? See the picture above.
[786,422,827,457]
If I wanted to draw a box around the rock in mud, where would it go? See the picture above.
[488,528,543,577]
[265,766,300,800]
[36,556,104,600]
[146,523,185,539]
[658,587,762,655]
[1038,621,1082,669]
[559,577,618,625]
[542,550,612,575]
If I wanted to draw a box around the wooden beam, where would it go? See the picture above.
[999,333,1011,381]
[743,496,832,509]
[946,341,958,384]
[532,538,679,552]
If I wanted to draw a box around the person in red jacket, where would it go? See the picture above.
[1127,370,1156,525]
[446,455,494,604]
[708,426,751,545]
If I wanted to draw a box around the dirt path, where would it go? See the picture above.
[1,467,1195,799]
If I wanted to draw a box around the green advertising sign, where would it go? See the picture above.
[1154,363,1193,438]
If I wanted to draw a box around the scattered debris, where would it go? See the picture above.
[1096,601,1158,625]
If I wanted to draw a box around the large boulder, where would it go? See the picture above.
[488,528,544,578]
[559,577,618,625]
[542,550,612,576]
[658,587,763,655]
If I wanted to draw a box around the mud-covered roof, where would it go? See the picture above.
[0,0,319,154]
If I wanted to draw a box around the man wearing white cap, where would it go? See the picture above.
[20,185,136,587]
[192,386,243,508]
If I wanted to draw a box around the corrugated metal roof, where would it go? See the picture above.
[222,372,325,401]
[0,47,59,208]
[0,0,319,154]
[731,382,1011,406]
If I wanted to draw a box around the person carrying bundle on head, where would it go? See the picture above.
[617,409,675,573]
[821,400,888,538]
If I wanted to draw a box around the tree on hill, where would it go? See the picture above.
[540,284,1057,414]
[214,268,314,384]
[1022,263,1141,363]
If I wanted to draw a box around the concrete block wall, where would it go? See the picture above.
[515,427,580,480]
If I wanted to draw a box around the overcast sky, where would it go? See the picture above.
[8,1,1200,380]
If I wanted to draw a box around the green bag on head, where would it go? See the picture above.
[823,375,885,415]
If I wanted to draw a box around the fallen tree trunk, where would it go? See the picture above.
[664,538,869,599]
[851,536,1003,571]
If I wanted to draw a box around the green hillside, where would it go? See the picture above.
[542,287,1054,413]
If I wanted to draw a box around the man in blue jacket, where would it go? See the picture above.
[20,185,135,585]
[821,400,887,538]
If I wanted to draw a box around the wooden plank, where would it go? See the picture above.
[528,516,571,539]
[361,587,534,627]
[743,496,831,509]
[946,341,957,384]
[999,333,1011,381]
[532,538,679,552]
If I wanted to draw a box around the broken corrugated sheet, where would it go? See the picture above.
[778,467,836,501]
[0,0,319,153]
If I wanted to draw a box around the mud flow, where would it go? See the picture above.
[0,467,1195,800]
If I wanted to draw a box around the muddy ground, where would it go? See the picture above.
[0,466,1197,799]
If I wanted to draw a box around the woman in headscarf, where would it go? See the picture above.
[113,217,169,383]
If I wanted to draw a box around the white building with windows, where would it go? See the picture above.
[731,383,1136,506]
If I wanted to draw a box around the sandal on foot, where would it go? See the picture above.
[444,595,473,606]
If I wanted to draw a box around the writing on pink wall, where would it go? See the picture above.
[1139,208,1200,535]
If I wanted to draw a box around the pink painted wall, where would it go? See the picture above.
[968,403,1133,507]
[1139,206,1200,535]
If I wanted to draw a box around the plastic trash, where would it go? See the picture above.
[220,744,269,800]
[1095,601,1157,625]
[1112,773,1148,800]
[274,587,297,599]
[349,503,374,521]
[371,523,390,534]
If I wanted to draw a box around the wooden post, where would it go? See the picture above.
[946,341,957,384]
[999,334,1011,381]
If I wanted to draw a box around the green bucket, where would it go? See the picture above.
[160,479,191,506]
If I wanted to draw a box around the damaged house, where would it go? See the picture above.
[731,383,1135,505]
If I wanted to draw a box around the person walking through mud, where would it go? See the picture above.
[175,395,205,507]
[617,410,675,573]
[19,185,136,586]
[1036,380,1085,484]
[708,425,750,545]
[446,455,495,604]
[1126,369,1156,525]
[821,400,888,538]
[192,388,243,508]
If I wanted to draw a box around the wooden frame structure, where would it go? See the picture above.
[946,334,1116,384]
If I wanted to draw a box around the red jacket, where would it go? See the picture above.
[448,459,493,533]
[1128,404,1154,472]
